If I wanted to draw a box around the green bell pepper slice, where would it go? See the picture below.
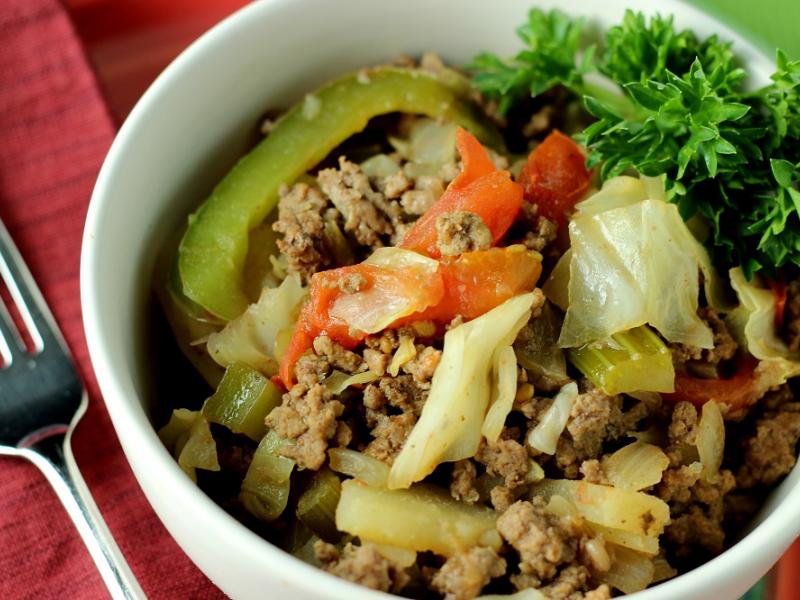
[178,66,504,320]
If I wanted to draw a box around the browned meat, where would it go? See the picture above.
[435,210,492,256]
[519,202,558,253]
[658,468,736,557]
[489,485,517,513]
[318,157,395,248]
[431,547,506,600]
[364,412,417,464]
[315,541,409,593]
[272,183,333,281]
[312,335,364,374]
[540,566,609,600]
[670,307,738,374]
[497,499,596,591]
[450,459,480,503]
[266,351,347,470]
[737,385,800,488]
[476,439,528,489]
[402,345,442,383]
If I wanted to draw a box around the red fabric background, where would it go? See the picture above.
[0,1,222,597]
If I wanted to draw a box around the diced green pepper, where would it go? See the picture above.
[178,66,505,320]
[202,362,282,441]
[568,325,675,395]
[239,430,295,521]
[296,468,342,543]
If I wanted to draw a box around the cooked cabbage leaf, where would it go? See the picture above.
[206,275,306,375]
[554,176,727,348]
[388,293,535,489]
[727,267,800,364]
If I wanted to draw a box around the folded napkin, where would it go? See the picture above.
[0,1,222,597]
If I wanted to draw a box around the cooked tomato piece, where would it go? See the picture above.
[518,130,593,226]
[400,128,523,257]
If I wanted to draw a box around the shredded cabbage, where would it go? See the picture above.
[482,345,519,443]
[526,382,579,454]
[548,176,731,349]
[206,275,306,375]
[728,267,800,365]
[388,293,535,489]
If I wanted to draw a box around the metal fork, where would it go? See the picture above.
[0,218,144,600]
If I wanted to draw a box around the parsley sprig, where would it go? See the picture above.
[470,9,800,277]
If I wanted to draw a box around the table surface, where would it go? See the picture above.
[61,1,800,599]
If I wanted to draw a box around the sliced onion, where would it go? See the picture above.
[696,400,725,483]
[603,441,670,491]
[526,382,578,455]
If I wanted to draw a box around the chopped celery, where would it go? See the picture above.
[158,409,220,482]
[568,325,675,395]
[240,430,295,521]
[296,468,342,543]
[202,362,282,441]
[336,480,501,556]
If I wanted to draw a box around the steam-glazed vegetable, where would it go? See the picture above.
[206,275,306,375]
[551,177,725,349]
[568,326,675,395]
[336,480,501,556]
[388,293,536,489]
[240,431,295,522]
[202,362,282,441]
[157,9,800,599]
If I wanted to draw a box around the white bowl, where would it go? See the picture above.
[80,0,800,598]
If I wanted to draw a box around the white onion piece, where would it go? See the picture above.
[603,441,670,491]
[527,382,578,455]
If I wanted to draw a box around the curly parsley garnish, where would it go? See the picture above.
[470,9,800,277]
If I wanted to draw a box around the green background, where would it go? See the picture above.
[688,0,800,59]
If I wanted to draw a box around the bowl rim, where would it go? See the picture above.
[80,0,800,598]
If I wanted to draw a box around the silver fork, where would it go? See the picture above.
[0,218,144,600]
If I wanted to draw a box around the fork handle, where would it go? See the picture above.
[21,432,145,600]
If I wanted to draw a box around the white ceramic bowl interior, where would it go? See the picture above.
[81,0,800,598]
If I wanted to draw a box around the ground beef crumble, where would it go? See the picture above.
[272,183,333,281]
[450,460,480,503]
[431,547,506,600]
[670,307,738,375]
[737,385,800,488]
[435,210,492,256]
[318,157,395,248]
[476,439,529,489]
[782,279,800,351]
[496,499,602,595]
[315,541,409,593]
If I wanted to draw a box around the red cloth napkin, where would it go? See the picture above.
[0,1,223,598]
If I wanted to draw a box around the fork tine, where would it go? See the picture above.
[0,218,61,355]
[0,298,16,365]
